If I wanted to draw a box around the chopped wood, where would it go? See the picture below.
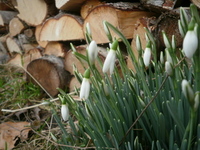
[0,11,17,25]
[6,36,22,55]
[23,48,42,69]
[9,17,25,37]
[16,0,57,26]
[26,55,72,97]
[80,0,105,19]
[6,53,23,72]
[44,41,69,57]
[131,17,155,59]
[83,4,155,44]
[39,13,84,41]
[69,77,81,93]
[55,0,87,11]
[35,24,48,48]
[64,45,106,75]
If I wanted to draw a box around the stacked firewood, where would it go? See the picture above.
[0,0,188,97]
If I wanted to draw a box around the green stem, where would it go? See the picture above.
[187,109,195,150]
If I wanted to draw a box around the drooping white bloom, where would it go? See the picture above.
[88,40,98,64]
[80,78,90,99]
[102,49,116,74]
[165,61,173,76]
[181,79,195,106]
[61,104,69,121]
[183,30,198,59]
[143,47,151,67]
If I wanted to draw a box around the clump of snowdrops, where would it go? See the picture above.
[53,4,200,150]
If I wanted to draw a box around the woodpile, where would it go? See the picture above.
[0,0,186,97]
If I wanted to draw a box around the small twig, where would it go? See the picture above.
[119,75,169,146]
[1,94,80,113]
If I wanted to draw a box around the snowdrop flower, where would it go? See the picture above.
[143,42,151,67]
[165,61,173,76]
[88,40,98,64]
[183,18,198,59]
[183,29,198,59]
[102,40,118,74]
[61,104,69,121]
[80,69,90,99]
[103,21,112,42]
[182,79,195,106]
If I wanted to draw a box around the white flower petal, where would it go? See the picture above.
[165,61,173,76]
[102,49,116,74]
[143,47,151,67]
[80,78,90,99]
[61,104,69,121]
[88,41,98,64]
[183,30,198,59]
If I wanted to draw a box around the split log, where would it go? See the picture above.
[69,77,81,93]
[5,48,42,71]
[80,0,105,19]
[83,3,155,44]
[27,55,72,97]
[55,0,87,12]
[0,11,17,25]
[64,45,106,75]
[35,24,48,48]
[39,13,84,41]
[44,41,69,57]
[9,17,25,37]
[15,0,58,26]
[131,17,156,59]
[6,36,22,55]
[23,48,42,69]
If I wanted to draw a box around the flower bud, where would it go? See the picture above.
[61,104,69,121]
[162,31,171,49]
[182,29,198,59]
[136,35,142,51]
[194,92,200,111]
[80,69,90,99]
[160,51,164,64]
[143,42,151,67]
[88,40,98,64]
[165,61,173,76]
[181,79,195,107]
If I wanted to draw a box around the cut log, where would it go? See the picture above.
[39,13,84,41]
[23,48,42,69]
[6,53,23,72]
[0,11,17,25]
[69,77,81,93]
[83,3,155,44]
[6,36,22,55]
[80,0,105,19]
[35,24,48,48]
[16,0,57,26]
[26,55,72,97]
[55,0,86,11]
[64,45,106,75]
[44,41,69,57]
[131,17,156,59]
[9,17,25,37]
